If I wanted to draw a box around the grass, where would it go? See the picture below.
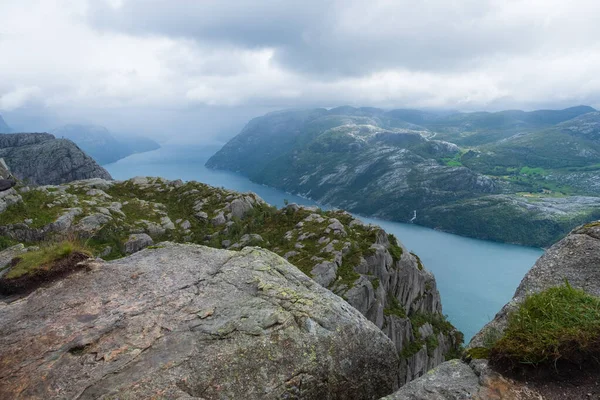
[0,189,63,228]
[4,240,92,279]
[490,282,600,368]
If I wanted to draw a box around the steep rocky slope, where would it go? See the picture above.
[207,107,600,247]
[0,243,399,399]
[385,221,600,399]
[52,124,160,165]
[0,176,462,385]
[0,133,111,185]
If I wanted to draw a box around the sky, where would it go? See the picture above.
[1,0,600,141]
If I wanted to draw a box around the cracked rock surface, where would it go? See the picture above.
[0,243,399,400]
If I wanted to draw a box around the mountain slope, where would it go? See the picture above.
[0,176,462,385]
[51,124,160,165]
[0,133,111,185]
[207,106,600,247]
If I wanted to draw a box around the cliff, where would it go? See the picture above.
[385,221,600,399]
[0,133,111,185]
[0,176,462,387]
[0,243,399,399]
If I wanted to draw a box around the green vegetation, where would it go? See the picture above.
[387,234,403,262]
[411,252,424,270]
[401,339,425,359]
[490,283,600,368]
[1,188,63,228]
[384,295,407,318]
[4,240,92,279]
[0,236,17,251]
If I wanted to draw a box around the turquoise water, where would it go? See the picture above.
[105,144,544,341]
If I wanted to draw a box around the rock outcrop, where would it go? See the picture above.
[0,133,111,185]
[0,176,462,387]
[470,221,600,349]
[384,220,600,399]
[0,243,399,399]
[381,359,543,400]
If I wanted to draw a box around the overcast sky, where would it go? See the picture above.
[1,0,600,140]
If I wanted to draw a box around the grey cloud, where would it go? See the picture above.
[87,0,564,77]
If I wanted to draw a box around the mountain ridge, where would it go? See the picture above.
[207,105,600,247]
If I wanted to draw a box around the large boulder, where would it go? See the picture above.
[0,243,399,399]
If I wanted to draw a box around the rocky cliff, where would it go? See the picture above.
[207,106,600,247]
[0,133,111,185]
[0,176,462,387]
[384,221,600,399]
[0,243,400,399]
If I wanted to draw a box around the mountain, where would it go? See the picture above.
[51,124,160,165]
[0,133,111,185]
[207,106,600,247]
[0,176,461,386]
[0,115,11,133]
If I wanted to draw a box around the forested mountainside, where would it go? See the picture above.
[207,106,600,247]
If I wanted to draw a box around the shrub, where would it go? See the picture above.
[490,282,600,369]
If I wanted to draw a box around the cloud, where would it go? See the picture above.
[0,87,41,111]
[1,0,600,139]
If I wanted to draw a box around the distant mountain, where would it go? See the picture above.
[0,133,111,185]
[51,124,160,165]
[0,115,12,133]
[207,105,600,247]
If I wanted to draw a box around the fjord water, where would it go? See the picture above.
[106,144,544,341]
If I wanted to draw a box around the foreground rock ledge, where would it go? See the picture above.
[0,243,398,400]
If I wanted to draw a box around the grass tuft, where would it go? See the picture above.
[490,282,600,369]
[4,240,92,279]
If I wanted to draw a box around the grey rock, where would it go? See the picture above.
[51,208,83,232]
[283,251,298,259]
[311,260,338,287]
[380,360,480,399]
[0,133,112,185]
[142,220,166,237]
[160,216,175,230]
[75,213,111,234]
[0,243,399,399]
[211,212,226,226]
[327,218,347,236]
[0,187,22,213]
[230,234,264,249]
[227,197,255,219]
[194,211,208,221]
[382,359,544,399]
[180,220,191,230]
[124,233,153,254]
